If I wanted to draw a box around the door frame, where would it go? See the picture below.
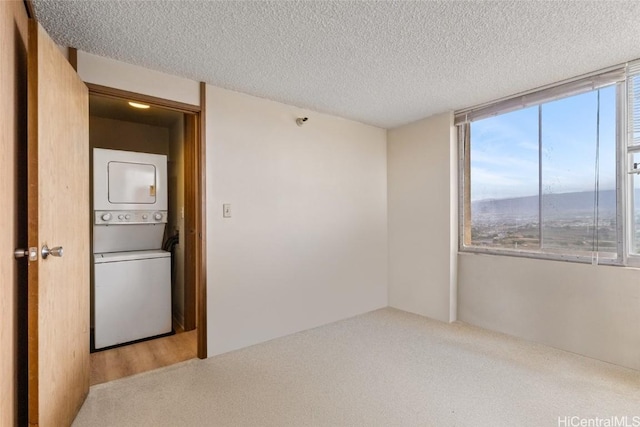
[84,82,207,359]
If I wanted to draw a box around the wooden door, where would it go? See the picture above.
[27,19,90,427]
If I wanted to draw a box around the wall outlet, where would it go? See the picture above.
[223,204,231,218]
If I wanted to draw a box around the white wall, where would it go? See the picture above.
[76,49,640,372]
[77,51,199,106]
[387,110,640,371]
[206,85,388,355]
[80,51,388,358]
[387,112,457,322]
[458,253,640,370]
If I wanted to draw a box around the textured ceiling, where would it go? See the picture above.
[32,1,640,129]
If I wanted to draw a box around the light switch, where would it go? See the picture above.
[223,204,231,218]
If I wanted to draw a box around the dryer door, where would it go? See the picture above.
[93,149,168,211]
[108,161,156,204]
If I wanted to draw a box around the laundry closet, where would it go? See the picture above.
[88,94,192,359]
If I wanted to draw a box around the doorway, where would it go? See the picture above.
[86,88,205,384]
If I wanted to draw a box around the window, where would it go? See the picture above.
[457,67,627,264]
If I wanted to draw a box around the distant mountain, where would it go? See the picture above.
[471,189,618,223]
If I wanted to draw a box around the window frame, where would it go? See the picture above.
[457,71,627,266]
[623,77,640,268]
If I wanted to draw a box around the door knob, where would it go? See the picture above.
[41,244,63,259]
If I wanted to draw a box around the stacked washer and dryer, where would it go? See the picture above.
[92,148,172,350]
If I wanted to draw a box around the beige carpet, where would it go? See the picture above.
[73,308,640,427]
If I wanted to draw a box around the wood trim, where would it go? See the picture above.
[24,0,35,19]
[197,82,207,359]
[86,83,201,114]
[68,47,77,71]
[183,114,197,331]
[26,19,40,425]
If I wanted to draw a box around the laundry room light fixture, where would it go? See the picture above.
[128,101,150,109]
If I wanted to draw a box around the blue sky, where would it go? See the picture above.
[470,85,617,202]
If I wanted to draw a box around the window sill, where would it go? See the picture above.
[459,245,621,266]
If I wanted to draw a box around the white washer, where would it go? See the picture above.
[94,250,172,349]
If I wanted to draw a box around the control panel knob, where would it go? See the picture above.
[154,213,163,221]
[101,213,112,221]
[118,214,124,220]
[125,214,131,220]
[142,214,148,220]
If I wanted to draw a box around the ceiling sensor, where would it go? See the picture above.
[296,117,308,126]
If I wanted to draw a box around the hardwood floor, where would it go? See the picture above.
[90,328,197,386]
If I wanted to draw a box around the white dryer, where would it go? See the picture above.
[93,148,168,212]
